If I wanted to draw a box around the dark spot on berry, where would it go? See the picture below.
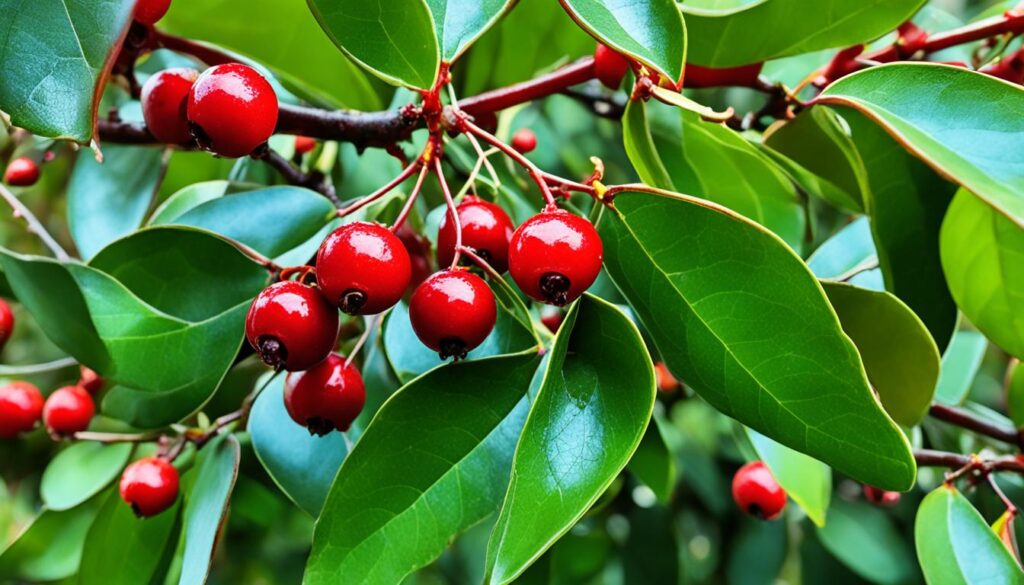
[256,336,287,369]
[439,338,468,361]
[130,502,143,518]
[339,289,368,315]
[747,504,764,520]
[188,121,213,152]
[540,273,571,306]
[305,416,336,437]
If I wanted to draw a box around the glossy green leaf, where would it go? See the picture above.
[78,491,181,585]
[40,442,133,511]
[307,0,440,90]
[149,181,256,225]
[485,295,656,584]
[1008,361,1024,428]
[599,192,915,490]
[822,282,940,426]
[426,0,514,62]
[820,64,1024,229]
[249,374,349,516]
[746,428,830,527]
[558,0,685,82]
[68,146,166,259]
[682,0,926,67]
[915,484,1024,584]
[0,0,135,142]
[934,332,988,406]
[941,191,1024,359]
[817,498,917,584]
[305,352,541,584]
[807,218,877,280]
[162,0,383,110]
[622,100,805,250]
[627,412,677,503]
[178,434,241,585]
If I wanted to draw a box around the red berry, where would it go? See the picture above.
[134,0,172,25]
[284,353,365,436]
[655,362,680,393]
[4,157,40,187]
[119,457,180,517]
[141,68,199,145]
[732,461,787,520]
[395,223,433,291]
[0,298,14,350]
[316,222,411,315]
[511,128,537,154]
[437,196,515,273]
[509,209,603,306]
[0,381,44,439]
[43,386,94,436]
[294,136,317,155]
[78,366,104,395]
[409,270,497,360]
[594,44,630,89]
[245,281,339,371]
[863,485,901,507]
[187,63,278,158]
[540,309,563,334]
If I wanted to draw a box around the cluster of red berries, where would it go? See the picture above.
[245,199,603,436]
[732,461,787,521]
[0,366,103,439]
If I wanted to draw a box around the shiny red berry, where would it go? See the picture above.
[187,63,278,158]
[0,298,13,350]
[78,366,104,395]
[0,381,44,439]
[134,0,172,25]
[511,128,537,154]
[294,136,317,155]
[863,485,901,507]
[120,457,180,517]
[437,196,515,273]
[316,222,411,315]
[732,461,787,520]
[43,385,94,436]
[410,270,497,360]
[141,68,199,145]
[594,44,630,89]
[4,157,40,187]
[284,353,365,436]
[246,281,339,371]
[509,209,603,306]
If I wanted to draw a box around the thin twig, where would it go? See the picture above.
[0,183,70,260]
[390,163,431,232]
[338,161,420,218]
[345,314,383,368]
[0,357,78,376]
[436,157,463,268]
[929,403,1023,449]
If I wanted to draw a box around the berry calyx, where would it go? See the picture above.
[316,222,411,315]
[594,44,630,89]
[0,298,14,350]
[508,209,603,306]
[437,196,515,273]
[284,353,366,436]
[134,0,172,25]
[732,461,787,521]
[294,135,317,155]
[43,385,95,436]
[4,157,40,187]
[863,485,901,507]
[511,128,537,154]
[141,68,199,145]
[0,381,44,439]
[245,281,339,371]
[187,63,278,158]
[119,457,180,517]
[409,270,497,360]
[78,366,104,395]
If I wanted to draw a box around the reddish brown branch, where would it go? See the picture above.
[914,449,1024,473]
[929,403,1023,448]
[458,58,596,116]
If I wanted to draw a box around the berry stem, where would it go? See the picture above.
[344,313,383,369]
[454,146,500,201]
[390,162,431,233]
[73,430,163,443]
[458,246,505,283]
[460,116,560,208]
[338,160,420,218]
[987,473,1019,516]
[435,157,464,269]
[0,183,70,261]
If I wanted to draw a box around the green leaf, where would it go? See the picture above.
[941,190,1024,359]
[915,484,1024,584]
[622,100,805,250]
[840,108,959,349]
[78,491,181,585]
[726,518,787,585]
[746,428,830,527]
[41,442,133,511]
[822,282,940,426]
[682,0,926,67]
[0,0,135,142]
[425,0,514,62]
[558,0,686,83]
[383,298,535,383]
[807,217,877,280]
[68,146,166,259]
[178,435,241,585]
[305,352,541,584]
[149,181,256,225]
[599,192,916,490]
[623,505,680,584]
[161,0,383,110]
[819,64,1024,229]
[249,374,349,516]
[307,0,440,90]
[485,295,656,584]
[934,331,988,406]
[1008,361,1024,428]
[817,498,917,584]
[627,412,677,503]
